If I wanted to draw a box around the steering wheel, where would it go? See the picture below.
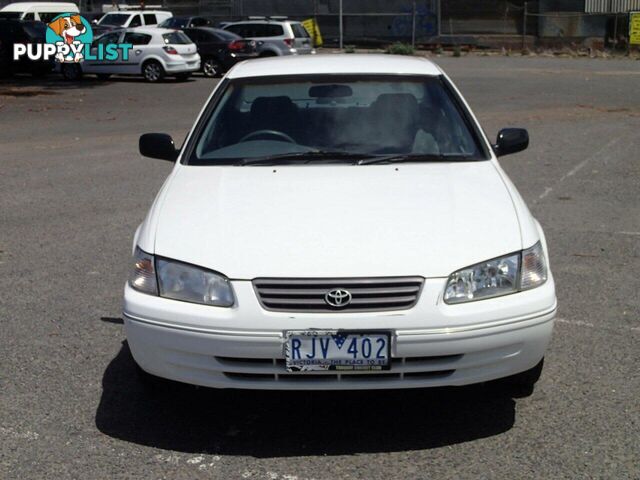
[239,129,296,144]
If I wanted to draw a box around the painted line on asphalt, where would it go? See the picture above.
[536,136,622,202]
[557,317,639,332]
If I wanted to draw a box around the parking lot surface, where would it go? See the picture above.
[1,56,639,479]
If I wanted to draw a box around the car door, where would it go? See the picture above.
[184,28,218,61]
[83,31,122,74]
[127,14,142,28]
[121,32,153,74]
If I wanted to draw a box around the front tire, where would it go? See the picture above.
[142,60,164,83]
[202,58,221,77]
[61,63,83,81]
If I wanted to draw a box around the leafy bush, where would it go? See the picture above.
[386,42,415,56]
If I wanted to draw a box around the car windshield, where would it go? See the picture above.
[0,12,21,19]
[189,75,486,165]
[98,13,129,26]
[162,31,192,44]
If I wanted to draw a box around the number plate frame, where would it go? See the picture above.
[284,330,392,372]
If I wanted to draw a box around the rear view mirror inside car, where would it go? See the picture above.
[308,84,353,98]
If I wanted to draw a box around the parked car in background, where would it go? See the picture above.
[0,19,54,76]
[94,10,172,36]
[0,2,78,22]
[129,55,556,395]
[223,18,315,56]
[158,15,210,29]
[60,27,199,82]
[182,27,257,77]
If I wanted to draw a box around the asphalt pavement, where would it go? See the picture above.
[0,55,639,479]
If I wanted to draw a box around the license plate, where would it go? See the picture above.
[285,330,391,372]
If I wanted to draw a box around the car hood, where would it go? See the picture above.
[153,162,522,279]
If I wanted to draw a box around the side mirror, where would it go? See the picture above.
[494,128,529,157]
[139,133,178,162]
[92,19,98,25]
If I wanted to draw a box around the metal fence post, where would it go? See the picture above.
[339,0,343,49]
[522,1,528,50]
[411,0,416,47]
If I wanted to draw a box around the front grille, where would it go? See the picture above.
[253,277,424,312]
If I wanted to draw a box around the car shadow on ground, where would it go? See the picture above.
[95,341,517,457]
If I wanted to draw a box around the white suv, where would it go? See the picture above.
[94,10,172,36]
[60,28,200,82]
[128,55,556,394]
[223,18,315,56]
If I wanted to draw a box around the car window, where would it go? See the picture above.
[224,24,244,36]
[191,17,209,27]
[39,12,66,23]
[23,12,35,21]
[291,23,310,38]
[213,29,240,41]
[162,31,192,44]
[23,21,47,40]
[123,32,151,45]
[98,13,129,26]
[128,14,142,27]
[254,24,284,37]
[143,13,156,25]
[93,31,121,46]
[0,12,21,19]
[190,75,485,163]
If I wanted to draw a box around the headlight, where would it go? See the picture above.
[128,247,235,307]
[156,257,235,307]
[444,241,547,304]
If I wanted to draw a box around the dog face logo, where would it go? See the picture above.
[45,13,93,63]
[48,15,86,44]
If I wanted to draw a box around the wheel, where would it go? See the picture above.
[96,73,111,80]
[174,72,191,81]
[493,358,544,397]
[61,63,83,81]
[142,60,164,83]
[202,58,221,77]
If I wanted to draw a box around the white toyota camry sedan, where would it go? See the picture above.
[126,54,556,394]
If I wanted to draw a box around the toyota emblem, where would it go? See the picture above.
[325,289,352,308]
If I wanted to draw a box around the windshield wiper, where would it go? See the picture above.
[357,154,476,165]
[238,150,371,166]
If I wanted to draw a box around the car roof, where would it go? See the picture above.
[227,54,442,79]
[226,19,298,25]
[127,26,176,34]
[1,2,77,11]
[104,10,169,14]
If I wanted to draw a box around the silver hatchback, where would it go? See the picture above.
[222,18,315,57]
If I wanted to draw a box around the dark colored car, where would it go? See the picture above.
[159,16,210,29]
[0,20,54,77]
[182,27,257,77]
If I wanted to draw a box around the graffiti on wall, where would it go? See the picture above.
[391,3,437,37]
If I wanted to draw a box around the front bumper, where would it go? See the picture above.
[124,278,556,390]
